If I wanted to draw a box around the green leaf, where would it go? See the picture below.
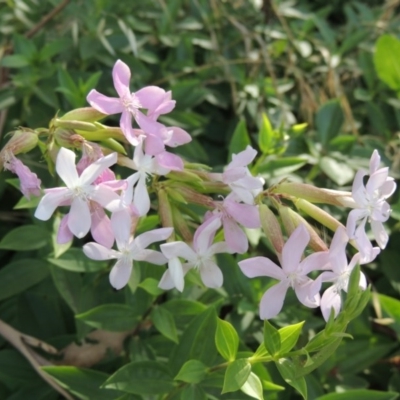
[316,389,399,400]
[48,248,106,272]
[228,119,251,160]
[279,321,305,354]
[0,225,50,251]
[180,384,207,400]
[241,372,264,400]
[320,156,354,186]
[151,306,178,343]
[379,294,400,331]
[76,304,139,332]
[215,318,239,361]
[222,359,251,393]
[162,299,207,316]
[0,259,49,301]
[276,358,307,399]
[264,320,281,358]
[42,366,121,400]
[258,113,274,154]
[103,361,174,395]
[0,55,30,68]
[315,100,344,146]
[138,277,164,296]
[374,35,400,92]
[174,360,207,383]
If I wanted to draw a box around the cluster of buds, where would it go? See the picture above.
[1,59,397,323]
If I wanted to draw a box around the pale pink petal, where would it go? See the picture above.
[83,242,119,260]
[366,168,389,194]
[87,89,123,115]
[328,227,349,273]
[167,257,185,292]
[372,201,391,222]
[301,251,330,274]
[200,260,223,288]
[34,187,70,220]
[57,214,73,244]
[80,153,118,185]
[125,128,142,146]
[295,279,320,308]
[359,272,367,290]
[112,60,131,97]
[134,249,167,265]
[222,217,248,254]
[224,199,260,228]
[238,257,286,280]
[136,111,165,135]
[68,197,91,238]
[222,167,247,183]
[90,185,121,212]
[56,148,79,188]
[320,286,341,321]
[281,224,309,273]
[380,179,396,198]
[109,258,132,290]
[354,223,376,262]
[351,170,368,206]
[158,270,175,290]
[134,173,150,216]
[207,241,234,255]
[111,209,132,250]
[164,127,191,147]
[369,150,381,175]
[193,217,221,255]
[229,146,257,168]
[229,184,255,205]
[155,152,183,171]
[319,271,339,283]
[346,209,368,238]
[259,281,288,319]
[120,110,134,138]
[135,227,173,249]
[144,134,165,155]
[160,241,196,262]
[91,206,114,248]
[370,219,388,249]
[135,86,168,112]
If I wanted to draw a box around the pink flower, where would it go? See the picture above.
[346,150,396,255]
[3,153,41,199]
[239,224,327,319]
[319,227,369,321]
[83,210,172,289]
[34,147,121,238]
[159,218,231,291]
[87,60,175,140]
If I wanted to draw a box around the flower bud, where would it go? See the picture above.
[53,118,98,131]
[171,204,193,243]
[259,204,284,256]
[54,128,85,148]
[158,189,175,241]
[59,107,106,122]
[166,183,214,207]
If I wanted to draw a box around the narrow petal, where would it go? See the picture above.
[238,257,285,280]
[222,217,248,254]
[134,173,150,216]
[380,179,396,198]
[68,197,91,238]
[133,249,167,265]
[135,227,173,249]
[224,199,260,228]
[208,241,234,255]
[366,168,389,194]
[160,241,196,262]
[200,260,223,288]
[346,209,368,238]
[111,209,132,250]
[328,227,349,273]
[351,170,368,206]
[295,279,320,308]
[158,270,175,291]
[90,185,121,212]
[167,257,185,292]
[155,152,183,171]
[301,251,330,274]
[135,86,168,112]
[83,242,119,260]
[193,217,221,255]
[281,224,309,273]
[112,60,131,97]
[120,110,134,138]
[144,134,165,155]
[136,111,165,136]
[259,281,288,320]
[57,214,73,244]
[359,272,367,290]
[34,187,70,220]
[222,167,247,183]
[229,146,257,168]
[369,150,380,175]
[56,147,79,188]
[164,127,192,147]
[109,258,132,290]
[87,90,123,115]
[91,206,114,248]
[320,286,342,321]
[80,153,118,185]
[371,219,389,249]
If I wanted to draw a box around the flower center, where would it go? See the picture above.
[121,94,142,116]
[336,269,351,291]
[72,185,91,201]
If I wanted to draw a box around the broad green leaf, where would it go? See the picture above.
[0,259,49,301]
[103,361,174,395]
[320,156,354,186]
[276,358,307,399]
[151,306,178,343]
[241,372,264,400]
[0,225,50,251]
[42,366,119,400]
[315,100,344,146]
[316,389,399,400]
[379,294,400,335]
[76,304,139,332]
[48,248,106,272]
[264,320,281,358]
[138,277,164,296]
[180,384,207,400]
[256,156,307,178]
[13,195,40,209]
[258,113,274,154]
[0,55,30,68]
[279,321,305,354]
[174,360,207,383]
[222,359,251,393]
[162,299,207,316]
[215,318,239,361]
[228,119,251,160]
[374,35,400,91]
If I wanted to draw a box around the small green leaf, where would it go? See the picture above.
[151,306,178,343]
[279,321,305,354]
[138,277,164,296]
[222,359,251,393]
[180,384,207,400]
[76,304,139,331]
[315,100,344,146]
[316,389,399,400]
[215,319,239,361]
[162,299,207,316]
[241,372,264,400]
[103,361,174,395]
[258,113,274,154]
[174,360,207,383]
[0,225,50,251]
[228,119,251,160]
[276,358,307,399]
[264,320,281,357]
[0,55,30,68]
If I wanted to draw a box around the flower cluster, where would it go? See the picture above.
[3,59,396,323]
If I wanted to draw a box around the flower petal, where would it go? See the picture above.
[193,217,221,255]
[57,214,73,244]
[371,219,389,249]
[301,251,330,274]
[56,147,79,188]
[155,152,183,171]
[164,127,191,147]
[83,242,119,260]
[68,197,91,238]
[135,227,173,250]
[222,216,248,254]
[91,206,114,248]
[34,187,70,221]
[112,60,131,97]
[224,199,260,228]
[351,170,368,206]
[135,86,168,112]
[133,249,167,265]
[366,167,389,194]
[281,224,309,273]
[229,146,257,168]
[109,258,132,290]
[369,150,380,175]
[238,257,285,280]
[80,153,118,185]
[346,209,367,238]
[294,279,320,308]
[111,209,132,250]
[320,285,341,321]
[90,185,121,212]
[87,89,123,115]
[120,110,134,138]
[259,281,288,320]
[167,257,185,292]
[134,173,150,216]
[160,241,196,262]
[200,260,223,288]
